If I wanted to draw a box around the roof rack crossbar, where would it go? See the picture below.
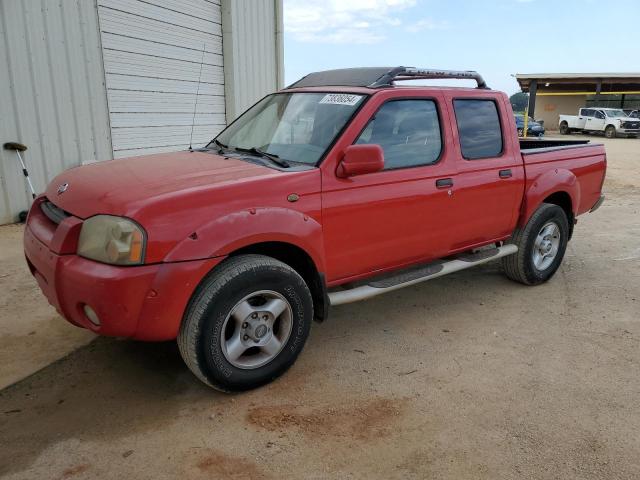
[370,67,488,89]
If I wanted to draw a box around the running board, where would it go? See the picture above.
[328,244,518,306]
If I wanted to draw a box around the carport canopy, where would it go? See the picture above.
[515,73,640,118]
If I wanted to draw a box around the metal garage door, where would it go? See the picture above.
[97,0,226,158]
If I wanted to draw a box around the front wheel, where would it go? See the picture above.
[605,125,617,138]
[178,254,313,392]
[502,203,569,286]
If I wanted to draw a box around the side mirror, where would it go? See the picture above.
[336,144,384,178]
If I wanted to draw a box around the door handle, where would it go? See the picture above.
[436,178,453,188]
[499,169,512,179]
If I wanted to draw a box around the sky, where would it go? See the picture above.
[283,0,640,95]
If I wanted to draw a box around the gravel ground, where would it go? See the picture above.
[0,135,638,479]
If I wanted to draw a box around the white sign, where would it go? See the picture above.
[319,93,363,106]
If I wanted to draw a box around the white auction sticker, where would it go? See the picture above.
[319,93,363,106]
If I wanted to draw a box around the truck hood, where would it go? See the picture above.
[46,150,277,219]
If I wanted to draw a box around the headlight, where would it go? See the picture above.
[78,215,146,265]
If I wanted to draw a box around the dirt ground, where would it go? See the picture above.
[0,225,94,389]
[0,135,639,479]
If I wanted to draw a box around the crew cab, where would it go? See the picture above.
[24,67,607,392]
[559,107,640,138]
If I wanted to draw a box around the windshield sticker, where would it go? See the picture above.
[319,94,363,106]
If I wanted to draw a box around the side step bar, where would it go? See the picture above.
[328,244,518,306]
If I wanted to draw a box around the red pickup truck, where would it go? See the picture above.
[24,67,606,391]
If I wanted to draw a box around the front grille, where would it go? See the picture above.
[40,200,70,225]
[622,121,639,129]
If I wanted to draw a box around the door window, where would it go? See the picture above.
[453,99,503,160]
[595,111,605,119]
[355,100,442,170]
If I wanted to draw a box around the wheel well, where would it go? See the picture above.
[543,192,575,239]
[230,242,329,322]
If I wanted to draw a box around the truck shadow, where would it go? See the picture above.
[0,337,225,476]
[0,263,520,476]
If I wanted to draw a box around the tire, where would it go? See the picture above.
[178,254,313,392]
[605,125,617,138]
[559,122,569,135]
[502,203,569,286]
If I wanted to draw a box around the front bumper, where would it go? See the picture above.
[24,211,223,341]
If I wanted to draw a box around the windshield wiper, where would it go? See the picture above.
[234,146,290,168]
[210,139,229,154]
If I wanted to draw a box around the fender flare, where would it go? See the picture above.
[520,168,580,227]
[164,207,325,272]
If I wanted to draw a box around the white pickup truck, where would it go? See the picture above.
[559,107,640,138]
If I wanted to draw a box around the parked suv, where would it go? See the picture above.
[514,114,545,137]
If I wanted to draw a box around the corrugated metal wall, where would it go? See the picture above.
[221,0,284,122]
[97,0,226,158]
[0,0,283,224]
[0,0,113,225]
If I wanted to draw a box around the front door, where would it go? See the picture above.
[321,95,457,283]
[588,109,606,131]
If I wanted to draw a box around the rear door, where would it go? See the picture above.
[441,93,525,250]
[575,108,590,129]
[582,108,597,131]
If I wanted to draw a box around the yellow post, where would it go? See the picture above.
[523,105,529,138]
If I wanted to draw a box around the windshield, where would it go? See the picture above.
[211,92,366,165]
[605,109,627,117]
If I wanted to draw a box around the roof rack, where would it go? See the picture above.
[287,66,489,90]
[371,67,488,89]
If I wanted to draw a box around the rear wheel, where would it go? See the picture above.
[178,254,313,392]
[605,125,617,138]
[502,203,569,286]
[559,122,570,135]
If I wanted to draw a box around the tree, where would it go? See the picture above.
[509,92,529,113]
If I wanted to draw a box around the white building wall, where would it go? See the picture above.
[221,0,284,122]
[0,0,113,224]
[97,0,226,158]
[0,0,283,224]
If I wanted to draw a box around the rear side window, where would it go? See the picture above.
[355,99,442,170]
[453,99,503,159]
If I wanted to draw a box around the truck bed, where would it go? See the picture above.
[519,138,591,153]
[518,138,606,219]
